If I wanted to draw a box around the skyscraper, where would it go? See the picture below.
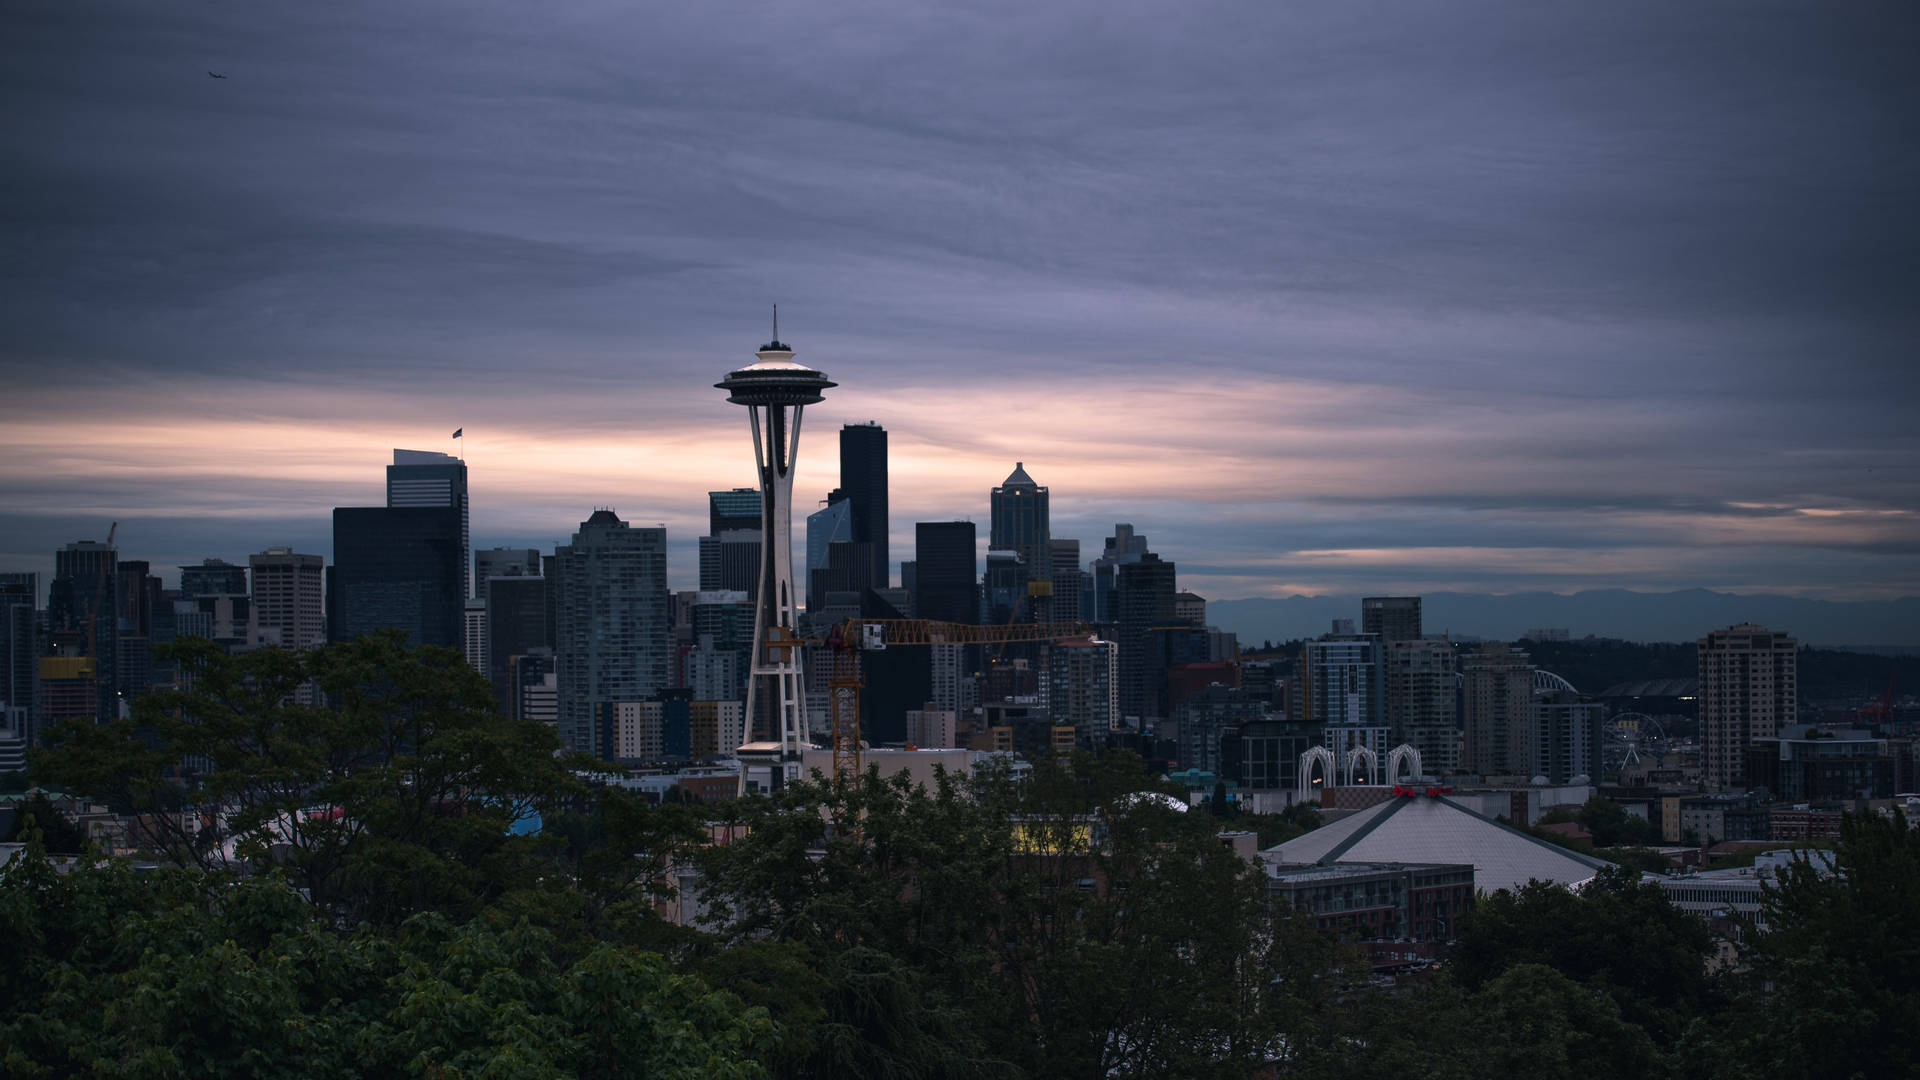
[248,547,325,651]
[328,506,464,648]
[699,488,763,599]
[553,510,671,756]
[913,521,977,624]
[1698,623,1798,793]
[1089,524,1148,623]
[486,574,549,716]
[1297,629,1388,777]
[840,422,888,590]
[387,449,470,599]
[0,573,37,749]
[1049,635,1118,747]
[49,539,117,721]
[1462,642,1535,778]
[1361,597,1423,643]
[1116,552,1177,720]
[1385,638,1457,778]
[989,462,1049,592]
[804,495,854,614]
[474,547,541,590]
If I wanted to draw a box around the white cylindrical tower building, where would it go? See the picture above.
[717,326,835,782]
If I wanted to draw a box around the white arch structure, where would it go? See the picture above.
[1345,745,1380,787]
[1387,744,1423,785]
[1299,746,1336,798]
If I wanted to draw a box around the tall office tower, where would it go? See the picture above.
[1115,552,1177,720]
[180,559,248,598]
[1385,638,1458,778]
[328,506,464,648]
[1361,597,1423,644]
[804,495,854,615]
[1173,591,1206,626]
[1462,642,1535,778]
[387,449,470,599]
[840,422,889,591]
[1089,523,1148,623]
[1296,630,1388,776]
[983,549,1028,625]
[699,488,764,599]
[486,575,549,716]
[1698,623,1798,793]
[49,540,118,721]
[1048,635,1118,747]
[0,573,37,749]
[553,510,671,756]
[1047,540,1082,626]
[990,462,1049,609]
[1533,671,1602,784]
[717,326,834,769]
[684,589,753,704]
[474,548,540,591]
[914,521,978,624]
[174,558,252,650]
[248,548,325,650]
[113,560,161,698]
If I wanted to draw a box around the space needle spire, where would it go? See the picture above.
[717,315,835,781]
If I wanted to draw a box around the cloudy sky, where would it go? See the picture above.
[4,0,1916,602]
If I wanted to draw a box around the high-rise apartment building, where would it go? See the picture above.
[553,510,670,756]
[1049,636,1118,747]
[1297,630,1388,776]
[1047,539,1082,627]
[914,521,978,625]
[840,423,889,591]
[387,450,470,599]
[1698,623,1798,793]
[1462,642,1535,778]
[1533,672,1603,784]
[1385,638,1458,778]
[328,506,464,648]
[1361,597,1423,644]
[248,548,325,651]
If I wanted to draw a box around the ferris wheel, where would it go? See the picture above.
[1604,712,1669,767]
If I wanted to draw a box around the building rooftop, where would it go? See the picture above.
[1262,793,1610,895]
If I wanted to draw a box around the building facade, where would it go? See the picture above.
[247,547,324,651]
[1463,642,1535,777]
[386,449,470,599]
[329,506,464,649]
[840,422,889,591]
[1385,638,1457,778]
[553,510,671,756]
[1361,596,1423,644]
[1698,623,1798,793]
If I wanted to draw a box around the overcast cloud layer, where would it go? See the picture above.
[4,0,1917,604]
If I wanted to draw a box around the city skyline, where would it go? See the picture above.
[4,2,1916,604]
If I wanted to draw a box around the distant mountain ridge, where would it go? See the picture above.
[1207,589,1920,648]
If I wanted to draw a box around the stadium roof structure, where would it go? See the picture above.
[1260,793,1611,895]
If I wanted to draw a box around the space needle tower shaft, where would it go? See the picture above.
[716,312,835,781]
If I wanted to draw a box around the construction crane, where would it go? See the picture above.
[766,618,1094,781]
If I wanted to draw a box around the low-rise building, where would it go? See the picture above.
[1263,861,1475,941]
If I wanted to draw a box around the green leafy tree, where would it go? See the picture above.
[32,632,581,926]
[1450,864,1715,1045]
[2,790,90,853]
[1684,811,1920,1080]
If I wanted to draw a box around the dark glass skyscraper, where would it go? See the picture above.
[914,521,977,625]
[387,449,470,598]
[328,506,464,648]
[49,540,117,721]
[1116,552,1177,720]
[1,573,38,747]
[1361,596,1423,643]
[839,422,888,591]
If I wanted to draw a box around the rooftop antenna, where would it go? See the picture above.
[773,303,779,344]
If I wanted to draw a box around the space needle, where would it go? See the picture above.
[717,311,835,782]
